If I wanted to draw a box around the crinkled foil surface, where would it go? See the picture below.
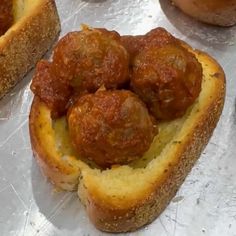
[0,0,236,235]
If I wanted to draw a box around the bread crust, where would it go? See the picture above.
[29,47,225,232]
[172,0,236,26]
[0,0,60,98]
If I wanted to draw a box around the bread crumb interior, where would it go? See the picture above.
[13,0,41,22]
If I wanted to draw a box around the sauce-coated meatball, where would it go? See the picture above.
[30,61,72,118]
[121,35,144,61]
[0,0,13,36]
[52,27,129,92]
[131,44,202,120]
[67,90,157,168]
[121,27,178,61]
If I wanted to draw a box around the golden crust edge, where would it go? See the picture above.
[29,97,81,191]
[0,0,61,98]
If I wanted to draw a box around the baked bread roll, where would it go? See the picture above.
[29,36,225,232]
[0,0,60,98]
[172,0,236,26]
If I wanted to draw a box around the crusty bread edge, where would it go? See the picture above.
[77,50,226,232]
[0,0,60,98]
[29,98,82,191]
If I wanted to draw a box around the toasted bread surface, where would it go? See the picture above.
[0,0,60,98]
[29,47,225,232]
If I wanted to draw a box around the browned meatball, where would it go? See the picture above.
[121,27,178,61]
[30,60,72,118]
[52,27,129,93]
[96,27,121,41]
[131,44,203,120]
[144,27,179,48]
[0,0,13,36]
[67,90,157,168]
[121,35,144,61]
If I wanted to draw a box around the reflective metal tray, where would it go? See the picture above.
[0,0,236,235]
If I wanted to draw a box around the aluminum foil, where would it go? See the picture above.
[0,0,236,235]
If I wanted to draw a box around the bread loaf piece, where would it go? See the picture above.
[0,0,60,98]
[29,42,225,232]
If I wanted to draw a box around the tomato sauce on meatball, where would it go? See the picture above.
[52,27,129,92]
[67,90,157,168]
[131,44,203,120]
[121,27,178,61]
[31,27,130,117]
[0,0,13,36]
[30,61,72,118]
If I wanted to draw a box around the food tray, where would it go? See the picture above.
[0,0,236,235]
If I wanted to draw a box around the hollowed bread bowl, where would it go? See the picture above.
[0,0,60,98]
[29,44,225,232]
[172,0,236,26]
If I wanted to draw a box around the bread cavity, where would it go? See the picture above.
[31,48,224,196]
[29,44,225,232]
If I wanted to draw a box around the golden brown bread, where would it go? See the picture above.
[29,45,225,232]
[172,0,236,26]
[0,0,60,98]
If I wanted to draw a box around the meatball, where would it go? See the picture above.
[30,60,72,118]
[95,27,121,41]
[52,27,129,93]
[144,27,179,48]
[121,35,144,61]
[121,27,178,61]
[67,90,157,168]
[131,44,203,120]
[0,0,13,36]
